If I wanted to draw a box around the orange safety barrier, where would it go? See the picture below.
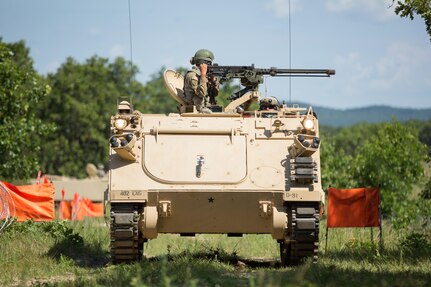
[327,187,380,228]
[78,198,104,219]
[59,189,71,220]
[0,177,55,222]
[59,201,72,220]
[59,192,104,220]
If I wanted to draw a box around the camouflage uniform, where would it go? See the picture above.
[184,66,219,112]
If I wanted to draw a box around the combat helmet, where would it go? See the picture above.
[259,96,280,110]
[190,49,215,65]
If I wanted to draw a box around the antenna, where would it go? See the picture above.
[129,0,133,83]
[128,0,134,97]
[288,0,292,106]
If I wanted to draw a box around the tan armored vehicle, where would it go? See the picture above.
[108,65,335,266]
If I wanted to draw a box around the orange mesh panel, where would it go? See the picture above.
[70,194,104,220]
[1,181,55,222]
[81,198,104,218]
[59,201,71,220]
[327,187,380,228]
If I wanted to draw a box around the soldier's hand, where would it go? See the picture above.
[199,63,208,77]
[209,74,217,83]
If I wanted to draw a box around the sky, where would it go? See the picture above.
[1,0,430,109]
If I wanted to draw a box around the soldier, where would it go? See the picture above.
[183,49,219,113]
[259,96,280,110]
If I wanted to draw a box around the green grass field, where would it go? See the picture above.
[0,218,430,287]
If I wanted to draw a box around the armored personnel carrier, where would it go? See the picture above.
[108,65,335,266]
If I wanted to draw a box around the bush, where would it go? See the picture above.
[421,177,431,199]
[399,232,431,255]
[3,220,83,245]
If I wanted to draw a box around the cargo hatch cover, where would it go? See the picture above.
[143,134,247,184]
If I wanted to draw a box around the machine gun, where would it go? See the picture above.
[207,64,335,111]
[208,64,334,87]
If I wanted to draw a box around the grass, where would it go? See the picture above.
[0,218,430,287]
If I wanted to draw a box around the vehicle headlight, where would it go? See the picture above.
[114,118,128,130]
[303,118,315,130]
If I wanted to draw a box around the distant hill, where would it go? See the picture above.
[300,104,431,127]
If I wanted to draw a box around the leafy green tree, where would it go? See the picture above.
[134,67,179,114]
[394,0,431,41]
[418,176,431,231]
[331,123,376,157]
[320,137,356,190]
[0,40,53,181]
[353,120,428,227]
[319,123,376,190]
[319,125,341,138]
[39,56,145,178]
[417,119,431,155]
[421,176,431,199]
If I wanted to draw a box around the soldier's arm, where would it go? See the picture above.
[196,64,209,98]
[184,72,205,99]
[196,75,208,98]
[188,72,208,99]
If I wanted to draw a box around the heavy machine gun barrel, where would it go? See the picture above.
[207,64,335,102]
[208,64,335,81]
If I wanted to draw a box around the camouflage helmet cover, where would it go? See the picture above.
[190,49,215,65]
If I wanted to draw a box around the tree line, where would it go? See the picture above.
[1,39,430,231]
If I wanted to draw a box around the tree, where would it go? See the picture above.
[39,56,145,178]
[353,119,428,227]
[417,119,431,155]
[320,135,356,190]
[134,67,179,114]
[0,40,53,181]
[394,0,431,41]
[331,123,376,157]
[320,123,378,190]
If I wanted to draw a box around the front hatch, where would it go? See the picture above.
[143,134,247,184]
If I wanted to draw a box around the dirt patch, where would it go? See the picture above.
[10,273,76,287]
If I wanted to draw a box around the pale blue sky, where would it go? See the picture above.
[1,0,430,109]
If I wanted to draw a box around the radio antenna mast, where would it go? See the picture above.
[288,0,292,105]
[128,0,134,74]
[128,0,134,98]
